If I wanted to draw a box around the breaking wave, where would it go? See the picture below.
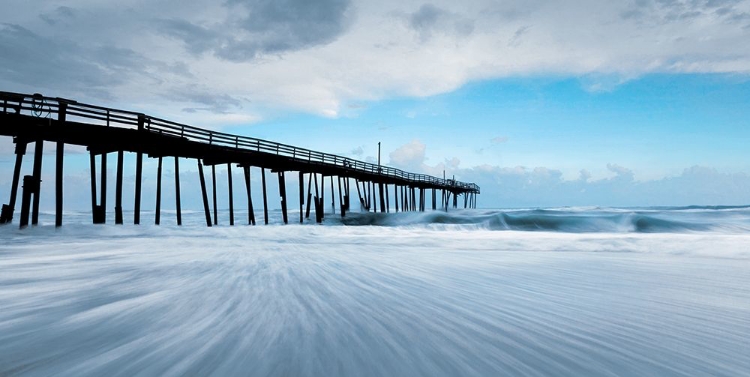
[339,206,750,233]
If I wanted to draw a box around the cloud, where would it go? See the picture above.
[2,0,750,120]
[350,146,364,156]
[389,139,426,171]
[453,163,750,208]
[490,136,508,144]
[406,3,475,41]
[160,0,354,61]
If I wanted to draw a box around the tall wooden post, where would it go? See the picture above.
[278,171,288,224]
[242,165,256,225]
[227,163,233,226]
[198,160,212,227]
[89,151,97,223]
[378,183,386,213]
[175,157,182,225]
[115,151,124,225]
[134,115,144,225]
[299,171,305,223]
[100,153,107,223]
[261,168,269,225]
[305,172,313,219]
[0,141,27,224]
[31,140,43,225]
[212,165,218,225]
[155,156,162,225]
[55,103,66,227]
[338,176,345,217]
[19,176,33,228]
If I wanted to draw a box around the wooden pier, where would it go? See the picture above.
[0,91,480,228]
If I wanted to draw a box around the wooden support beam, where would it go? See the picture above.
[134,152,142,224]
[19,175,33,229]
[330,175,335,213]
[432,189,436,211]
[242,165,256,225]
[89,151,97,224]
[261,168,269,225]
[0,141,26,224]
[212,165,218,225]
[385,183,389,213]
[305,172,313,219]
[175,157,182,225]
[366,181,371,212]
[299,171,305,223]
[198,160,212,227]
[227,163,234,226]
[115,151,124,225]
[31,140,43,225]
[355,179,364,210]
[55,103,67,227]
[321,175,326,219]
[394,184,399,212]
[100,153,107,223]
[155,156,162,225]
[314,173,322,223]
[338,176,345,218]
[55,141,64,227]
[379,183,386,213]
[278,171,288,224]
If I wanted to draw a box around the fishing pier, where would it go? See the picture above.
[0,91,480,228]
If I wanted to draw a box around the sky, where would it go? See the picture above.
[2,0,750,209]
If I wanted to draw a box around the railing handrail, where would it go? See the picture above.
[0,90,480,192]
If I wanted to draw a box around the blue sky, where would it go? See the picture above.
[2,0,750,209]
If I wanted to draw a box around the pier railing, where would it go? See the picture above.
[1,91,479,192]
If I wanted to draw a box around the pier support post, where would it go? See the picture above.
[54,103,67,227]
[115,151,124,225]
[55,142,64,227]
[212,165,218,225]
[330,175,335,213]
[385,184,389,213]
[305,172,313,219]
[198,161,212,227]
[175,157,182,225]
[278,171,288,224]
[299,172,305,223]
[19,175,33,228]
[321,175,326,219]
[134,152,143,224]
[379,183,386,213]
[227,163,233,226]
[314,174,322,223]
[89,152,97,223]
[0,141,27,224]
[355,179,364,210]
[338,176,345,217]
[394,184,399,212]
[155,156,162,225]
[31,140,43,225]
[242,165,256,225]
[432,189,436,211]
[261,168,269,225]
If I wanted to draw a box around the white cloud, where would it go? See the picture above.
[1,0,749,123]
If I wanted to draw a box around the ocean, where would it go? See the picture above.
[1,206,749,376]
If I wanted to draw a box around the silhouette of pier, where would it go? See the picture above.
[0,91,480,228]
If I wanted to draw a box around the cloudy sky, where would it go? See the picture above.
[2,0,750,209]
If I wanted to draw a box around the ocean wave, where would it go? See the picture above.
[338,208,750,233]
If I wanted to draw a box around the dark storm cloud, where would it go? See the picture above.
[160,0,353,61]
[0,23,187,100]
[407,4,474,41]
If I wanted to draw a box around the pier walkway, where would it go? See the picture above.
[0,91,479,228]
